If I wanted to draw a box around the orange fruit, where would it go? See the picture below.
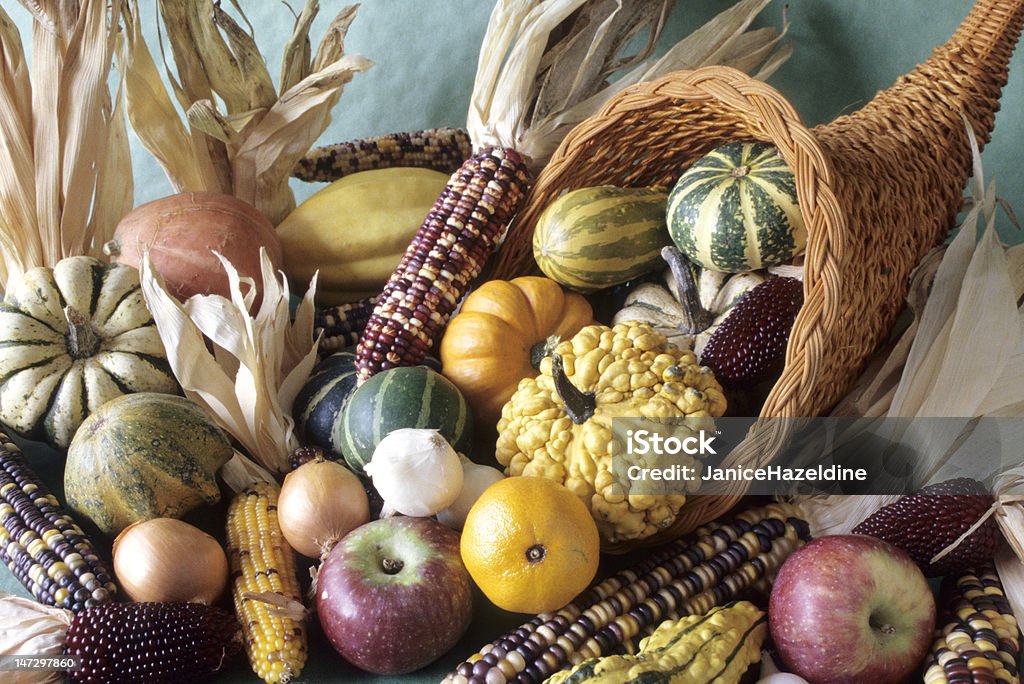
[460,476,600,614]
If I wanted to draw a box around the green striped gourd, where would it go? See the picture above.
[532,185,671,293]
[336,366,473,475]
[667,142,805,272]
[65,393,233,536]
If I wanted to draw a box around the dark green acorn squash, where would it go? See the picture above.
[64,393,233,536]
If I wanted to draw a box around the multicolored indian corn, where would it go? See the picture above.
[0,433,116,612]
[294,128,472,182]
[355,146,531,383]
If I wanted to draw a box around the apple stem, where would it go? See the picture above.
[381,557,404,575]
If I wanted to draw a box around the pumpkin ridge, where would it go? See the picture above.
[0,305,63,337]
[95,349,176,380]
[0,353,65,387]
[92,283,144,330]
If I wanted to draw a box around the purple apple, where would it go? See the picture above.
[769,534,936,684]
[316,516,473,675]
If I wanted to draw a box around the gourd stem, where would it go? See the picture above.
[661,246,714,333]
[551,354,596,425]
[529,335,560,370]
[64,306,101,359]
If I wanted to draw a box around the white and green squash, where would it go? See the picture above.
[613,246,765,355]
[0,256,180,449]
[532,185,672,293]
[667,142,805,272]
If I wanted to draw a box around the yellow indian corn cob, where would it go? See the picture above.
[0,433,116,612]
[294,128,472,182]
[355,146,531,383]
[923,564,1021,684]
[443,503,808,684]
[226,483,308,684]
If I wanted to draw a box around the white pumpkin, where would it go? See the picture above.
[0,256,179,448]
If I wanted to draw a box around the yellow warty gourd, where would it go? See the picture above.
[544,601,767,684]
[496,321,726,546]
[276,167,450,305]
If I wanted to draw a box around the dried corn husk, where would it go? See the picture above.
[121,0,372,225]
[469,0,790,168]
[0,0,130,292]
[793,122,1024,590]
[138,249,318,483]
[0,592,70,684]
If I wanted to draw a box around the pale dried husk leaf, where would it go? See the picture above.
[471,0,790,167]
[0,0,127,292]
[124,1,371,225]
[0,592,71,684]
[139,249,319,483]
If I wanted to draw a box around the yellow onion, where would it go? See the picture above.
[278,458,370,558]
[112,518,228,604]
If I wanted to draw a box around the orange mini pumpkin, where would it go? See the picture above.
[440,276,592,431]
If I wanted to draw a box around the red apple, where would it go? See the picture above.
[769,534,935,684]
[316,516,473,675]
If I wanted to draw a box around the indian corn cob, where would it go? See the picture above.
[294,128,472,182]
[226,483,308,684]
[853,477,1001,576]
[355,147,531,383]
[546,601,767,684]
[315,295,377,356]
[0,433,116,612]
[64,601,242,683]
[923,564,1021,684]
[443,502,809,684]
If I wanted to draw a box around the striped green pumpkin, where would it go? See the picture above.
[335,366,473,475]
[532,185,671,293]
[667,142,805,272]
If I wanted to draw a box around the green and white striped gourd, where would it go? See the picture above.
[336,366,473,475]
[532,185,671,293]
[667,142,805,272]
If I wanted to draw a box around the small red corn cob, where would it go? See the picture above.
[314,295,377,356]
[700,275,803,389]
[355,147,531,383]
[64,601,242,683]
[853,477,1001,577]
[294,128,472,182]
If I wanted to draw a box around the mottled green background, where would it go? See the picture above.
[2,1,1023,682]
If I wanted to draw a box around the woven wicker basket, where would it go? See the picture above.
[491,0,1024,548]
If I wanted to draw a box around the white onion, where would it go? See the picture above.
[112,518,228,604]
[364,428,463,517]
[756,674,810,684]
[436,459,505,530]
[278,458,370,558]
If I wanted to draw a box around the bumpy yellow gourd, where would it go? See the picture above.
[496,321,726,546]
[545,601,766,684]
[276,167,450,305]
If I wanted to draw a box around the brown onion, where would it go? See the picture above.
[278,458,370,558]
[112,518,229,604]
[104,191,284,301]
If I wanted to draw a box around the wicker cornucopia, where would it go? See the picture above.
[487,0,1024,545]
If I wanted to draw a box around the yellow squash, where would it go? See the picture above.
[277,167,450,305]
[496,321,726,546]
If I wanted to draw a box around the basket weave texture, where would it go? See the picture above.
[491,0,1024,543]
